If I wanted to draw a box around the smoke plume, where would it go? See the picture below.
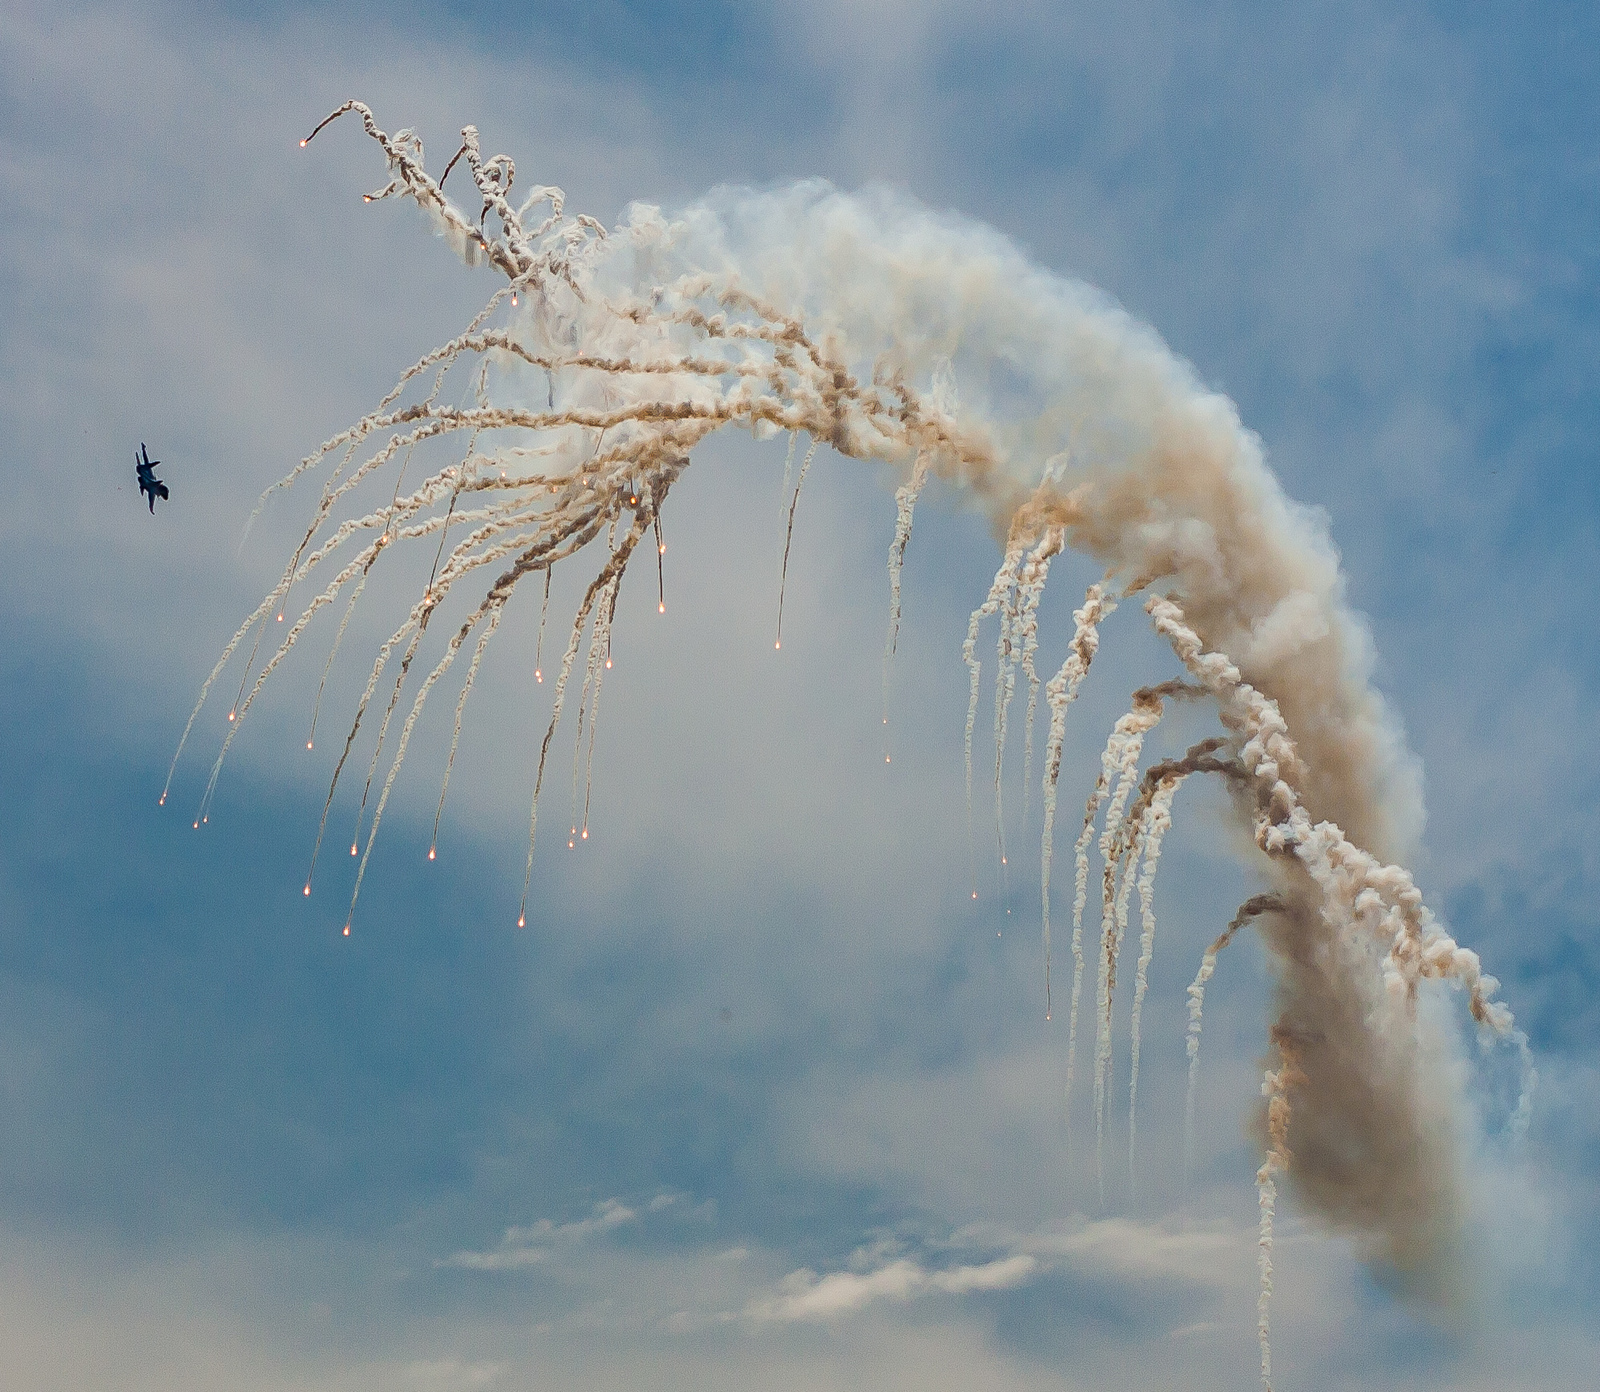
[173,105,1532,1358]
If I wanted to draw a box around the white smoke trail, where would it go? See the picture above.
[1013,530,1061,834]
[1126,775,1179,1193]
[1184,893,1285,1199]
[992,572,1018,884]
[1041,583,1113,1060]
[1109,737,1241,1190]
[1256,1029,1305,1392]
[174,105,1534,1340]
[964,539,1027,896]
[775,439,819,651]
[882,447,931,758]
[1088,687,1205,1196]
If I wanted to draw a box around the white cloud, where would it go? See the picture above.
[745,1215,1238,1323]
[748,1252,1040,1322]
[439,1195,675,1271]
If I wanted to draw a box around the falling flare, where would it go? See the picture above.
[303,883,311,896]
[428,846,436,860]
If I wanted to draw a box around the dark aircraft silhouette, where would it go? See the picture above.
[135,443,168,513]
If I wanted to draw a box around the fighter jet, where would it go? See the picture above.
[135,443,169,513]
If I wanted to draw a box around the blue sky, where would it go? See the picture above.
[1,2,1596,1387]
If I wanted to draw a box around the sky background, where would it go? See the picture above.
[1,1,1597,1388]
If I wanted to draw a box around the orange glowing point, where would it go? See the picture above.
[428,846,436,861]
[303,884,311,897]
[885,755,891,763]
[343,924,351,936]
[658,544,666,554]
[605,658,612,669]
[227,710,236,722]
[774,641,781,650]
[277,613,284,622]
[568,839,574,849]
[202,816,208,824]
[159,794,166,806]
[350,844,358,856]
[1001,856,1007,865]
[971,891,978,900]
[658,602,665,613]
[300,139,308,147]
[193,821,200,829]
[581,828,588,840]
[510,294,518,306]
[363,195,372,203]
[535,670,543,682]
[517,914,526,928]
[306,740,314,750]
